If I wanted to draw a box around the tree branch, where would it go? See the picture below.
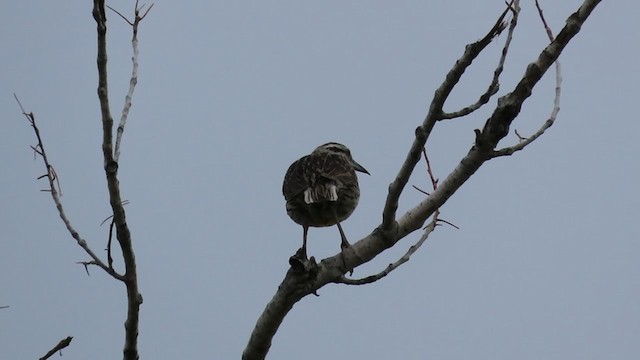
[338,149,448,286]
[14,94,123,280]
[92,1,147,359]
[380,1,514,234]
[39,336,73,360]
[337,209,441,286]
[440,1,518,120]
[493,0,562,157]
[244,1,602,358]
[108,0,154,162]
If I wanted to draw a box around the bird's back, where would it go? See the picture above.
[283,152,361,227]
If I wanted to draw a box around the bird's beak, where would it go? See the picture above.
[352,160,370,175]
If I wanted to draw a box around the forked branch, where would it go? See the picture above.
[381,1,516,233]
[338,149,451,286]
[92,1,150,359]
[107,0,154,162]
[493,0,562,157]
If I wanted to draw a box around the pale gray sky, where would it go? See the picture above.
[1,1,638,359]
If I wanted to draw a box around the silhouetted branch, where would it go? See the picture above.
[39,336,73,360]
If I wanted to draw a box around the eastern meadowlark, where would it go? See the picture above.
[283,142,369,260]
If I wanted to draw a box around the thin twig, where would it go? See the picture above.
[339,150,452,285]
[412,185,430,196]
[440,1,518,120]
[423,147,439,189]
[109,0,154,162]
[492,0,561,157]
[437,218,460,230]
[107,220,115,269]
[337,209,440,285]
[14,94,123,280]
[380,1,516,233]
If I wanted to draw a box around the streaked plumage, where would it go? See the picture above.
[283,142,369,259]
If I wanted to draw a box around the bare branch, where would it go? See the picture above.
[338,148,452,285]
[440,1,517,120]
[492,0,562,158]
[109,1,154,162]
[92,1,146,359]
[380,1,515,234]
[14,94,123,280]
[338,210,440,286]
[0,305,9,309]
[244,1,603,358]
[39,336,73,360]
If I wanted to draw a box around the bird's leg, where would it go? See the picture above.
[336,222,351,250]
[289,225,311,271]
[301,225,309,259]
[336,222,353,275]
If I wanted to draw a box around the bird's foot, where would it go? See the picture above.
[289,248,316,273]
[340,246,354,276]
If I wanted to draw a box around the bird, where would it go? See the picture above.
[282,142,369,261]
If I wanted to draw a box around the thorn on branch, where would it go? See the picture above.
[412,185,430,196]
[436,218,460,230]
[515,129,528,142]
[535,0,556,41]
[422,148,439,190]
[107,220,115,269]
[77,262,93,276]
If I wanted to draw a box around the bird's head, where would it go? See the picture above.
[313,142,370,175]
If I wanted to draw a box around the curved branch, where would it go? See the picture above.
[440,2,518,120]
[337,210,440,286]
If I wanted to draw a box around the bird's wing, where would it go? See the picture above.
[282,156,309,201]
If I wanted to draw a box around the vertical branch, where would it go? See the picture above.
[110,0,154,162]
[92,1,143,359]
